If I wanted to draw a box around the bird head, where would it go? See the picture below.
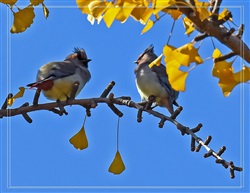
[134,45,158,65]
[66,47,91,68]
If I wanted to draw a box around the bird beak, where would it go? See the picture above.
[85,59,92,62]
[134,60,138,64]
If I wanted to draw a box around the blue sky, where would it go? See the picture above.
[0,1,249,193]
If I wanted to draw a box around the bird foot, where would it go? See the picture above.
[68,81,80,102]
[57,100,68,115]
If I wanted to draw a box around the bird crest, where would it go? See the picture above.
[143,44,154,55]
[73,47,87,61]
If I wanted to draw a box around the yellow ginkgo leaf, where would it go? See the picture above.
[130,6,146,21]
[88,0,108,18]
[140,8,153,24]
[10,6,35,33]
[0,0,17,6]
[164,9,182,20]
[69,126,88,150]
[149,54,163,68]
[183,17,195,36]
[115,1,137,23]
[141,19,154,34]
[234,65,250,83]
[153,0,174,14]
[211,48,249,96]
[166,60,188,92]
[103,5,121,28]
[108,151,125,175]
[7,87,25,106]
[164,44,203,67]
[194,0,211,21]
[30,0,44,6]
[76,0,93,14]
[218,8,232,21]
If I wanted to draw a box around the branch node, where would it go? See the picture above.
[100,81,115,98]
[225,28,235,37]
[49,108,63,116]
[204,150,213,158]
[137,108,143,122]
[90,99,98,108]
[33,88,41,105]
[214,52,236,62]
[170,106,183,119]
[215,159,228,168]
[191,123,202,133]
[1,93,13,109]
[204,135,212,145]
[191,137,196,152]
[195,141,202,152]
[108,103,123,117]
[86,107,91,117]
[22,112,32,123]
[177,123,187,135]
[193,33,208,42]
[158,118,166,128]
[217,146,226,156]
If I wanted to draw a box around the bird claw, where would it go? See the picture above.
[56,100,68,115]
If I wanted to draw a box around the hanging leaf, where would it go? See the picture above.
[42,3,49,19]
[141,19,154,34]
[164,44,203,67]
[8,87,25,106]
[108,151,125,175]
[10,6,35,33]
[166,60,188,92]
[212,48,250,96]
[69,126,88,150]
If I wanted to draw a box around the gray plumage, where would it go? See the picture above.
[27,48,91,101]
[134,45,179,114]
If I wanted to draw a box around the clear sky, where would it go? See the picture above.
[0,1,249,193]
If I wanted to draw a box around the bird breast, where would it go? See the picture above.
[136,66,167,100]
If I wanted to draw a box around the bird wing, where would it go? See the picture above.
[37,61,78,81]
[27,61,78,87]
[151,64,179,105]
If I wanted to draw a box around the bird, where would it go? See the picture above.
[27,48,91,101]
[134,45,179,114]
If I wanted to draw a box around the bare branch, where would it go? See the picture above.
[0,81,243,179]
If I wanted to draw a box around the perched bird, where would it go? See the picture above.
[134,45,179,114]
[27,48,91,101]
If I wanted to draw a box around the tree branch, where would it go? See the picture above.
[0,81,243,179]
[176,0,250,63]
